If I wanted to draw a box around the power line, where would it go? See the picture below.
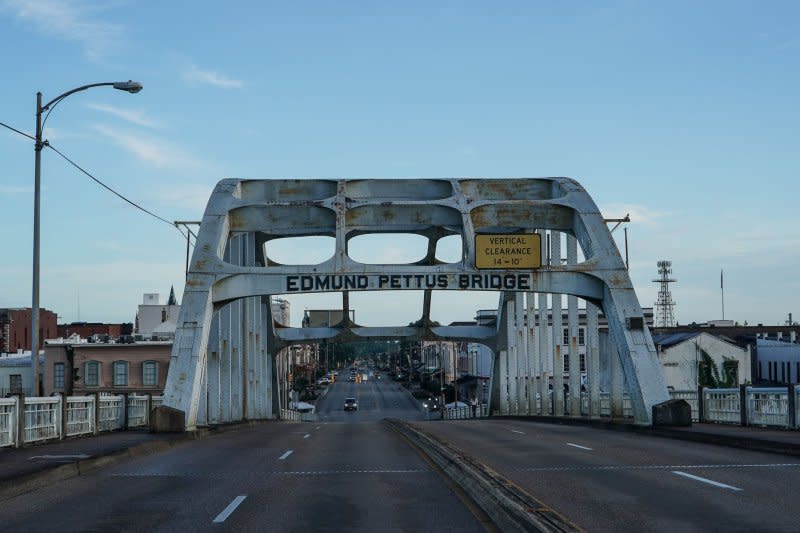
[0,120,35,141]
[1,118,187,239]
[45,142,186,237]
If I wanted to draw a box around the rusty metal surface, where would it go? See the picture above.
[163,178,668,428]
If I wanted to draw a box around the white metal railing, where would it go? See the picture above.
[796,386,800,430]
[127,395,150,428]
[443,404,488,419]
[66,397,94,437]
[747,387,789,428]
[0,397,17,447]
[98,396,124,432]
[24,397,61,444]
[281,408,300,422]
[1,394,165,448]
[703,388,740,424]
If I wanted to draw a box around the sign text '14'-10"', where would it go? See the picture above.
[475,234,541,269]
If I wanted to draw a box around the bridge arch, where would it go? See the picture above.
[160,178,670,429]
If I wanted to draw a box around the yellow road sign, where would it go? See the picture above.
[475,233,541,269]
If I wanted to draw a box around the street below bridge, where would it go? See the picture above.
[2,378,799,531]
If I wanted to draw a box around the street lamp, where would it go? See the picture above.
[31,81,143,396]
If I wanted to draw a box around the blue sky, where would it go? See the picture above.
[1,1,798,328]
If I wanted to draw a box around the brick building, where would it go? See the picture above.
[57,322,134,339]
[44,341,172,396]
[0,307,57,353]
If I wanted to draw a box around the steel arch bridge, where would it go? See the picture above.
[157,178,671,430]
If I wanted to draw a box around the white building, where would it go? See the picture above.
[135,288,180,338]
[652,332,751,390]
[0,351,43,396]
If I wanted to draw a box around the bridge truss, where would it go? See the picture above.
[160,178,670,429]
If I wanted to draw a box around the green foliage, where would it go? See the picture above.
[697,349,738,388]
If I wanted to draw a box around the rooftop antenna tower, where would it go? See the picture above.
[653,260,676,327]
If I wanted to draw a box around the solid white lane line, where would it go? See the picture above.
[303,434,310,439]
[672,471,743,491]
[566,443,593,451]
[212,495,247,523]
[511,430,525,435]
[279,450,294,460]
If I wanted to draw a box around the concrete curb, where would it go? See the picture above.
[387,419,581,533]
[0,420,268,503]
[493,415,800,458]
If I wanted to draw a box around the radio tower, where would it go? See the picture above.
[653,260,676,327]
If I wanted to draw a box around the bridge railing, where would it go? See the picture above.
[443,404,489,420]
[698,386,799,429]
[0,394,165,448]
[280,408,301,422]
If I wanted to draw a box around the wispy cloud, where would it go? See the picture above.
[85,103,160,129]
[92,124,204,170]
[599,203,669,225]
[2,0,123,60]
[0,185,33,194]
[183,64,243,89]
[155,183,215,213]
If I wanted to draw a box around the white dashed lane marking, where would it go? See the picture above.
[672,471,743,491]
[212,495,247,523]
[279,450,293,460]
[566,442,593,451]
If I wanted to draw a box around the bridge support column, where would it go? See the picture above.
[552,231,564,417]
[538,291,550,415]
[567,236,581,416]
[587,302,600,418]
[526,291,537,415]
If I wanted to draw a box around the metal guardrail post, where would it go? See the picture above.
[697,387,704,423]
[14,394,24,448]
[58,392,67,440]
[92,393,100,436]
[788,384,797,429]
[739,385,748,427]
[122,393,129,430]
[146,394,153,426]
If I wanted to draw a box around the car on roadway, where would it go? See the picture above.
[422,397,440,411]
[344,397,358,411]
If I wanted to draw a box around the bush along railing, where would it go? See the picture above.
[0,393,164,448]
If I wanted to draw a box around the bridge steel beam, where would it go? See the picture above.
[159,178,669,430]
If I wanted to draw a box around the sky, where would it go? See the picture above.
[0,1,798,330]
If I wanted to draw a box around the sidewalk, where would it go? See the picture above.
[0,424,246,502]
[498,415,800,457]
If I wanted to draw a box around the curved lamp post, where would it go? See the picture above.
[31,81,143,396]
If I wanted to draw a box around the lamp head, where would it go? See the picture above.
[113,80,143,93]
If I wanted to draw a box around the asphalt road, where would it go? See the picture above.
[315,375,427,422]
[0,380,486,532]
[414,419,800,532]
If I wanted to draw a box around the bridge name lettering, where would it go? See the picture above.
[285,273,531,292]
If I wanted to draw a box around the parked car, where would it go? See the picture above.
[422,397,440,411]
[344,398,358,411]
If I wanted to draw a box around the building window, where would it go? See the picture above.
[562,328,569,346]
[578,328,585,346]
[113,361,129,387]
[580,353,586,373]
[563,356,569,373]
[54,363,65,389]
[85,361,100,387]
[142,361,158,386]
[9,374,22,393]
